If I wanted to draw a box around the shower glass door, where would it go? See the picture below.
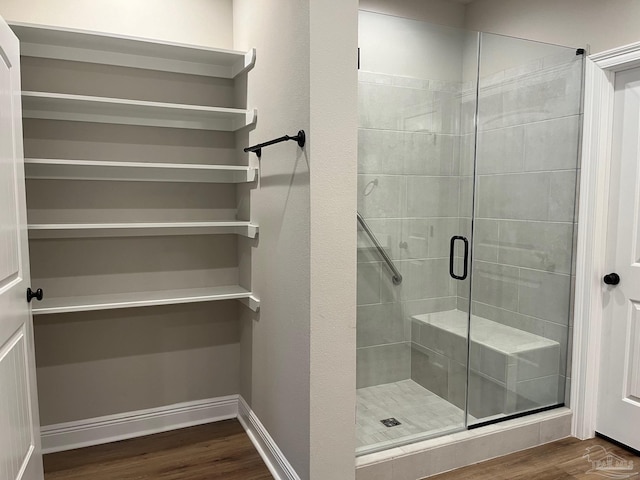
[356,11,478,454]
[356,11,584,456]
[466,33,583,426]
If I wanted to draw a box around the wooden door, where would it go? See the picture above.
[0,15,44,480]
[598,66,640,451]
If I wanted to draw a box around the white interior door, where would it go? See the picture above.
[0,16,44,480]
[598,66,640,451]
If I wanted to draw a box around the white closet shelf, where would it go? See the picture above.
[28,222,259,239]
[31,286,260,315]
[10,22,256,79]
[24,159,257,183]
[22,91,257,131]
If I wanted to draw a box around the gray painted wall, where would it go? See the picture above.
[362,0,640,54]
[234,0,358,478]
[359,0,465,28]
[233,0,312,475]
[0,0,234,49]
[308,0,358,477]
[465,0,640,54]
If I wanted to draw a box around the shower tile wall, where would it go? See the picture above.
[357,70,463,388]
[357,20,582,425]
[457,49,582,413]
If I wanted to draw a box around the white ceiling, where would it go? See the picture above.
[441,0,476,4]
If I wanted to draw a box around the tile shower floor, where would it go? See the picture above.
[356,379,465,451]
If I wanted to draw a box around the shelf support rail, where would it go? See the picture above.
[357,212,403,285]
[244,130,305,158]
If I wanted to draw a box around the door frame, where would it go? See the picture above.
[572,41,640,439]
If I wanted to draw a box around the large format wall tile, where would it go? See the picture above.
[471,218,499,263]
[407,176,460,218]
[545,321,570,372]
[358,262,382,306]
[472,301,544,336]
[458,175,474,218]
[358,58,580,394]
[359,82,438,132]
[548,170,578,222]
[476,86,504,130]
[476,172,549,221]
[447,359,468,409]
[468,370,507,418]
[357,174,404,219]
[515,345,560,382]
[469,340,507,383]
[478,58,582,130]
[477,126,525,174]
[395,258,455,301]
[357,342,411,388]
[357,217,402,262]
[476,171,577,222]
[500,64,582,127]
[498,220,574,274]
[458,57,582,374]
[516,374,560,410]
[401,217,460,260]
[413,321,467,365]
[456,133,475,176]
[518,268,571,324]
[357,302,406,348]
[411,343,450,399]
[358,129,404,175]
[404,132,456,176]
[402,297,457,318]
[524,116,580,172]
[359,129,457,177]
[471,261,519,312]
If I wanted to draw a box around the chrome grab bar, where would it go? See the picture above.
[357,212,403,285]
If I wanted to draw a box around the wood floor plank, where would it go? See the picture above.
[427,436,640,480]
[43,420,273,480]
[45,423,640,480]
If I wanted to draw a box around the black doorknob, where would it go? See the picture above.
[26,288,43,302]
[603,273,620,285]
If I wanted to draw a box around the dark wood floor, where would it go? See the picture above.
[428,436,640,480]
[44,422,640,480]
[43,420,273,480]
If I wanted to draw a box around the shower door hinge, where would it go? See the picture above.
[576,48,586,55]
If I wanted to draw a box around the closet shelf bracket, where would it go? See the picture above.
[238,294,260,312]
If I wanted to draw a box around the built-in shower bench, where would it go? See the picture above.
[411,310,561,417]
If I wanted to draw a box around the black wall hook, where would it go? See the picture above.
[244,130,306,158]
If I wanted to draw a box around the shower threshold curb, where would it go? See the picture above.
[356,407,572,479]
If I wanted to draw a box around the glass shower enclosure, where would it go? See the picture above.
[356,11,583,455]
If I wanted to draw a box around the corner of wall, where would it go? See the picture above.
[232,0,312,477]
[309,0,358,478]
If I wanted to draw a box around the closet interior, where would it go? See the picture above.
[13,22,259,443]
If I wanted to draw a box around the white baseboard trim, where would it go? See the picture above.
[40,395,239,454]
[238,396,301,480]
